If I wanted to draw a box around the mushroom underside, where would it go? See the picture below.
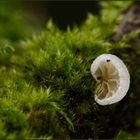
[94,61,120,100]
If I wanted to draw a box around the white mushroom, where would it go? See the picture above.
[90,54,130,105]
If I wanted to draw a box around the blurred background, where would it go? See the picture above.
[24,1,100,30]
[0,1,100,41]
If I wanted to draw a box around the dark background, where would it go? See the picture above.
[23,1,100,30]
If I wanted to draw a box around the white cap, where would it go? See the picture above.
[91,54,130,105]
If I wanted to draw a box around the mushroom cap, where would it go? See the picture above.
[91,54,130,105]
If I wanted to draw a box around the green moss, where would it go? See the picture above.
[0,1,140,139]
[0,2,31,41]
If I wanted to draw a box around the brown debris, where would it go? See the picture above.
[112,3,140,42]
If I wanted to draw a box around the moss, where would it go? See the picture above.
[0,2,31,41]
[0,1,140,139]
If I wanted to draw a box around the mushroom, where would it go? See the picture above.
[90,54,130,105]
